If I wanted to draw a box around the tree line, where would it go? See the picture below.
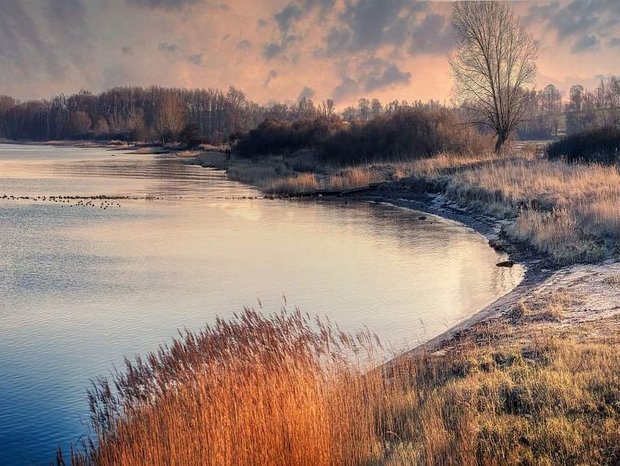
[0,86,263,144]
[518,77,620,139]
[0,78,618,146]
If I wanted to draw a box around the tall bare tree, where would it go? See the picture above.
[155,92,186,144]
[450,1,538,152]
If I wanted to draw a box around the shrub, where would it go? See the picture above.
[319,108,484,165]
[235,109,489,165]
[547,127,620,164]
[236,117,345,158]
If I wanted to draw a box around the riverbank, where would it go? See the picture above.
[191,147,620,358]
[185,149,620,463]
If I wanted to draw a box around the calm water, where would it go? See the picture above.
[0,144,523,464]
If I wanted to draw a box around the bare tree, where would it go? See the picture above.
[318,99,335,119]
[450,1,538,152]
[155,92,186,143]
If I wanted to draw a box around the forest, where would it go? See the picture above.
[0,77,619,146]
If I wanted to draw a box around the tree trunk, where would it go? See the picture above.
[495,132,507,153]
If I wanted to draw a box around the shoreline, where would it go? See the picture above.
[304,189,557,356]
[187,152,619,359]
[347,192,554,354]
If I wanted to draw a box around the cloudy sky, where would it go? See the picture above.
[1,0,618,106]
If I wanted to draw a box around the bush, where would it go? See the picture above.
[236,108,488,165]
[236,117,345,158]
[547,127,620,164]
[320,108,486,165]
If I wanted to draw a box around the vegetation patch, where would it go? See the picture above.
[59,300,620,465]
[547,127,620,165]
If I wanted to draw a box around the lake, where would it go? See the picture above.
[0,143,523,464]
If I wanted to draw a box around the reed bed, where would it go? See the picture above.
[65,309,385,466]
[266,168,383,195]
[58,301,620,465]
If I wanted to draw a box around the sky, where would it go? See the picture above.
[0,0,619,107]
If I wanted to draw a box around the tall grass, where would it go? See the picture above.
[66,309,385,466]
[59,300,620,465]
[267,168,383,195]
[440,159,620,263]
[360,150,620,264]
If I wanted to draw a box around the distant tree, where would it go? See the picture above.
[568,85,585,113]
[264,103,290,121]
[295,97,317,120]
[341,106,358,123]
[94,117,110,138]
[225,86,247,133]
[156,93,186,143]
[539,84,562,137]
[358,98,371,121]
[0,95,17,138]
[69,110,92,136]
[385,100,401,113]
[125,108,148,141]
[179,123,202,148]
[318,99,335,119]
[371,99,383,119]
[450,1,538,152]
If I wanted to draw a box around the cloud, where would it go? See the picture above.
[333,58,411,100]
[158,42,179,54]
[323,0,429,56]
[0,0,92,89]
[262,36,298,60]
[409,13,453,55]
[237,39,251,50]
[125,0,203,10]
[527,0,620,53]
[298,86,315,100]
[364,61,411,92]
[275,4,304,33]
[572,34,600,53]
[264,69,278,86]
[188,52,203,65]
[263,0,337,60]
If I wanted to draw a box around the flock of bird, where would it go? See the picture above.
[0,194,130,209]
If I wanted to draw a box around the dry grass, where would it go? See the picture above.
[603,274,620,287]
[267,168,383,195]
[358,149,620,265]
[60,300,620,465]
[440,159,620,263]
[65,309,385,466]
[381,327,620,465]
[226,156,293,186]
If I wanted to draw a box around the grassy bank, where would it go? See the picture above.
[61,284,620,465]
[221,146,620,265]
